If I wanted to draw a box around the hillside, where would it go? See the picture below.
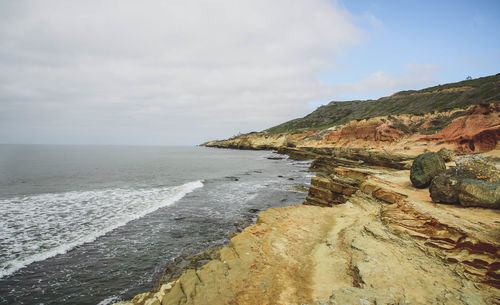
[267,73,500,134]
[204,103,500,156]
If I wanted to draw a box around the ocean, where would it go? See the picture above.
[0,145,312,304]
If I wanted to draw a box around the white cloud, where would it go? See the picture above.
[0,0,362,144]
[329,63,441,100]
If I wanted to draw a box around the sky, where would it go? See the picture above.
[0,0,499,145]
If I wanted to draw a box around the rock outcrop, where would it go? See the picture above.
[305,147,414,170]
[304,167,407,207]
[277,146,414,170]
[151,246,223,293]
[203,103,500,155]
[275,147,318,160]
[203,132,303,150]
[427,103,500,153]
[118,163,500,305]
[305,175,356,206]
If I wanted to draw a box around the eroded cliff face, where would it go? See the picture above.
[203,103,500,154]
[426,103,500,153]
[202,133,295,150]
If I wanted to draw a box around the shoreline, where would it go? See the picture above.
[119,156,311,303]
[116,146,500,305]
[1,146,313,305]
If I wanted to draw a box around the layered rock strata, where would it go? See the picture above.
[425,103,500,153]
[118,154,500,305]
[280,147,414,170]
[203,103,500,154]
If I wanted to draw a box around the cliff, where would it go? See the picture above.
[204,103,500,155]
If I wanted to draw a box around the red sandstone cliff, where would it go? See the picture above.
[425,103,500,153]
[204,103,500,155]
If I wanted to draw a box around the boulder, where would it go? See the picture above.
[458,178,500,209]
[429,167,476,203]
[455,154,500,182]
[437,147,454,162]
[455,153,487,165]
[410,152,446,188]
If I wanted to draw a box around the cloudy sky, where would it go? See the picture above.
[1,0,499,145]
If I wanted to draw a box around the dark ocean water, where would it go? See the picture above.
[0,145,312,304]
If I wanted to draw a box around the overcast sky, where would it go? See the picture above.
[1,0,499,145]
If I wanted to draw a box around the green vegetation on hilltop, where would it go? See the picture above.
[267,73,500,134]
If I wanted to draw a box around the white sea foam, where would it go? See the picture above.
[0,180,203,278]
[97,295,122,305]
[259,152,289,160]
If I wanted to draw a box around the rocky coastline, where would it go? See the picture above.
[203,103,500,155]
[117,104,500,305]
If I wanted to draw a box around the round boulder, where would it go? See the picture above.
[410,152,446,188]
[429,167,476,203]
[437,148,454,162]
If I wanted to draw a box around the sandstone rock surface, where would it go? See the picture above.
[119,190,499,305]
[151,246,223,292]
[304,147,413,170]
[118,160,500,305]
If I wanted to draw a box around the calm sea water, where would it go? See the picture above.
[0,145,312,304]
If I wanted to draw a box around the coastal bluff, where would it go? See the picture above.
[203,103,500,155]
